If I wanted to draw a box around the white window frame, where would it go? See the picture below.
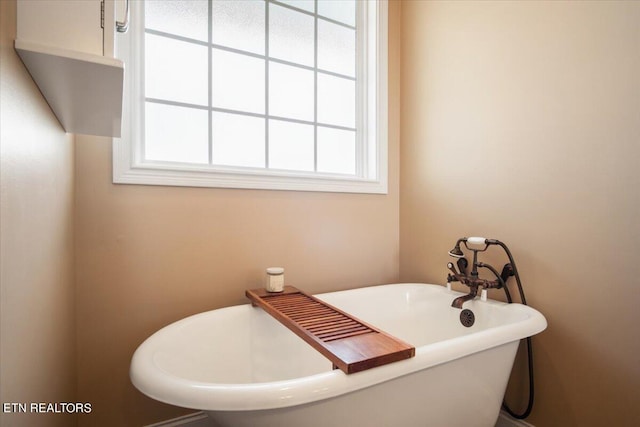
[113,0,388,194]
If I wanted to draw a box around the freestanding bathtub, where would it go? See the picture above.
[130,283,546,427]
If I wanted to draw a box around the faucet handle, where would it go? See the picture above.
[447,262,462,279]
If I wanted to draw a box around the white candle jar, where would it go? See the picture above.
[265,267,285,292]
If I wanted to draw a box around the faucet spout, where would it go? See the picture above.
[451,286,478,309]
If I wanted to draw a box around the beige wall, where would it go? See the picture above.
[73,3,401,425]
[400,1,640,426]
[0,1,76,427]
[6,0,639,425]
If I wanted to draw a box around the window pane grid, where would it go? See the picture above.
[145,28,356,81]
[272,0,356,30]
[146,97,356,131]
[143,0,358,175]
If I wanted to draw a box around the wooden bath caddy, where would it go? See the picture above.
[246,286,415,374]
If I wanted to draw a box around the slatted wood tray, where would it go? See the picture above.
[246,286,415,374]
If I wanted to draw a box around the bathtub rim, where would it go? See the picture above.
[130,283,547,411]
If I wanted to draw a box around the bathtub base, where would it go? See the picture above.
[207,342,519,427]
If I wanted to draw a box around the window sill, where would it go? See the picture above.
[113,148,387,194]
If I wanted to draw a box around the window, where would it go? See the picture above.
[113,0,387,193]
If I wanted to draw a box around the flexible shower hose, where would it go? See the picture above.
[479,241,535,420]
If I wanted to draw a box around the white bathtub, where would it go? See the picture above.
[130,283,546,427]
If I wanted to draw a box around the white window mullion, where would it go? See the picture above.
[208,0,213,165]
[265,0,270,169]
[313,0,318,172]
[355,0,366,178]
[136,1,146,167]
[370,0,387,181]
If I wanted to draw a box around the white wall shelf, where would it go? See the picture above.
[14,39,124,137]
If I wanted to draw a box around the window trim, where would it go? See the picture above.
[113,0,388,194]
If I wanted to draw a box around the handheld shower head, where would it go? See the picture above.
[466,237,502,253]
[466,237,489,247]
[448,236,501,258]
[448,239,465,258]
